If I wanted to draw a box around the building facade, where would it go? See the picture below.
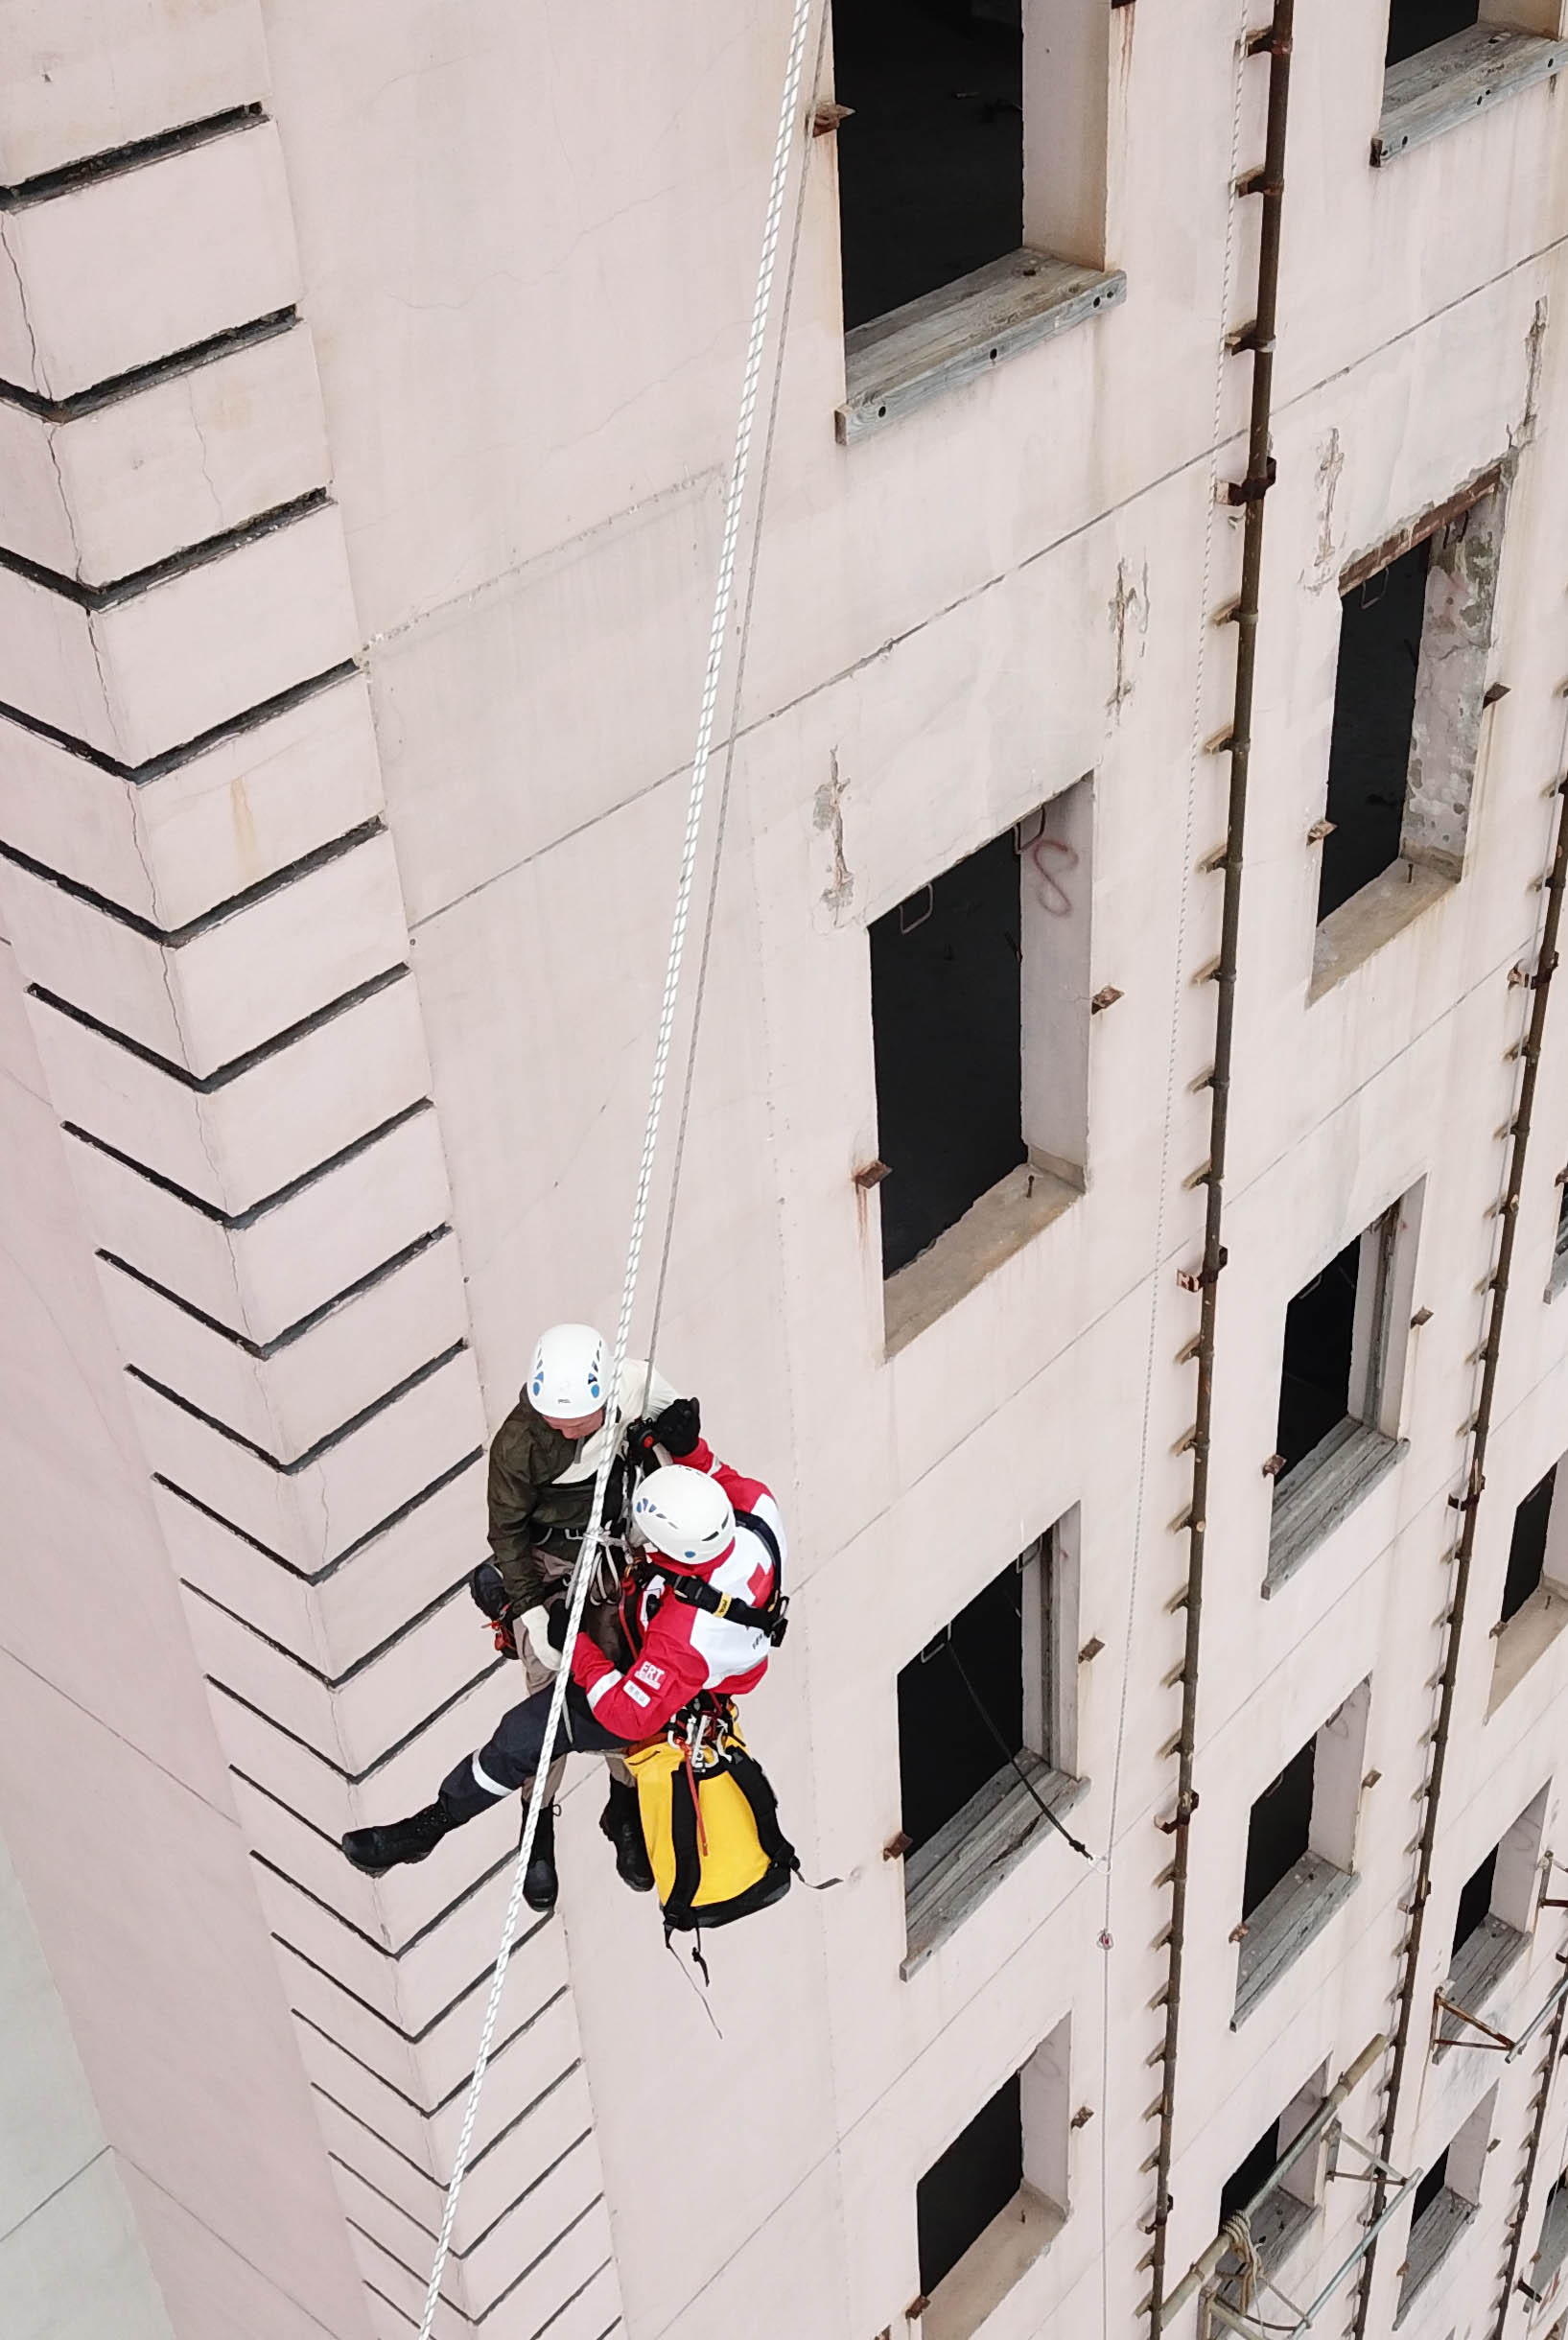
[4,5,1568,2339]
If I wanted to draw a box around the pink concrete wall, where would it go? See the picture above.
[0,932,374,2340]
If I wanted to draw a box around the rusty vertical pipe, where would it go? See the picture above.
[1349,778,1568,2340]
[1147,5,1294,2329]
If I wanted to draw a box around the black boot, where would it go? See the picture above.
[524,1800,558,1915]
[341,1801,452,1877]
[599,1779,654,1893]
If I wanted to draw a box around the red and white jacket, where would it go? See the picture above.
[570,1440,784,1742]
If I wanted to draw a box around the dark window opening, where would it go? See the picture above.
[872,826,1026,1278]
[1410,2146,1450,2229]
[832,0,1023,332]
[1386,0,1481,69]
[1244,1739,1316,1919]
[1220,2123,1281,2229]
[1452,1847,1498,1958]
[1502,1469,1556,1626]
[1276,1238,1360,1478]
[898,1557,1022,1855]
[1319,542,1431,921]
[1556,1183,1568,1270]
[917,2070,1023,2296]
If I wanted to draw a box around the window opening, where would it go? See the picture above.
[1268,1189,1422,1586]
[1221,2122,1282,2229]
[833,0,1022,331]
[1410,2148,1449,2231]
[1315,486,1507,976]
[1554,1183,1568,1289]
[872,826,1025,1279]
[917,2070,1023,2297]
[900,1557,1023,1857]
[1243,1740,1315,1919]
[1319,544,1430,922]
[1503,1468,1556,1626]
[1453,1847,1499,1958]
[1386,0,1481,68]
[872,781,1091,1313]
[1397,2090,1493,2319]
[1234,1686,1369,2024]
[900,1522,1086,1968]
[1276,1237,1360,1478]
[914,2016,1071,2328]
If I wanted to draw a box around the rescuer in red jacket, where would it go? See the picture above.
[339,1445,784,1880]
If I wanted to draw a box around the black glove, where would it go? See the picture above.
[469,1561,510,1621]
[545,1598,569,1652]
[625,1396,701,1464]
[468,1562,520,1658]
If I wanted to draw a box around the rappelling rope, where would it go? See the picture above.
[413,6,822,2331]
[644,2,831,1378]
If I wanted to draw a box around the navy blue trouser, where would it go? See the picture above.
[437,1681,627,1823]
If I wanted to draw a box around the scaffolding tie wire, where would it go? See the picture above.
[413,5,821,2332]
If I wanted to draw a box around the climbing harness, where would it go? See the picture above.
[630,1507,791,1647]
[413,5,823,2331]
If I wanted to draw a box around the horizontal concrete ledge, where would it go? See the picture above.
[349,2215,464,2321]
[68,1099,435,1231]
[129,1334,467,1471]
[0,656,357,782]
[253,1814,516,1952]
[101,1221,450,1356]
[32,961,409,1090]
[213,1648,504,1787]
[276,1916,554,2050]
[0,103,266,210]
[0,485,328,609]
[2,814,383,944]
[1231,1856,1358,2027]
[837,249,1127,442]
[186,1562,468,1689]
[1263,1421,1407,1593]
[0,307,297,423]
[478,2223,609,2331]
[154,1442,483,1583]
[1373,25,1564,163]
[295,1987,572,2123]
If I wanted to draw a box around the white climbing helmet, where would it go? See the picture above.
[631,1464,735,1569]
[528,1322,607,1421]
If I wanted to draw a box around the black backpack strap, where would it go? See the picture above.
[631,1509,789,1645]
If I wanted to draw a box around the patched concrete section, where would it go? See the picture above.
[1405,485,1508,880]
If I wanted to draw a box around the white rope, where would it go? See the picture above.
[645,0,832,1375]
[414,7,820,2330]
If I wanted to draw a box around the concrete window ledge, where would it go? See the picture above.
[902,1755,1086,1978]
[1374,24,1565,165]
[1232,1855,1358,2027]
[1435,1915,1529,2057]
[920,2184,1065,2340]
[884,1158,1079,1357]
[1530,2187,1568,2302]
[1218,2193,1317,2300]
[837,249,1126,444]
[1488,1582,1568,1714]
[1264,1420,1407,1597]
[1394,2191,1479,2324]
[1309,862,1451,1002]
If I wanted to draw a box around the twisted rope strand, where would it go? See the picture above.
[414,6,820,2330]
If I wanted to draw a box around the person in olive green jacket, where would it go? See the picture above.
[472,1322,700,1915]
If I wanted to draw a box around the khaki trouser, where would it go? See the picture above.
[515,1624,632,1795]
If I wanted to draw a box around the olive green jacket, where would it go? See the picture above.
[486,1362,679,1611]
